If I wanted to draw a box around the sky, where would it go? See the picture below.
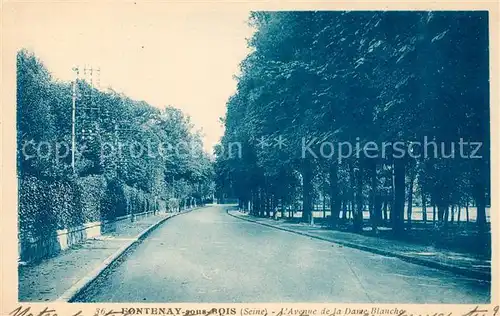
[9,3,255,153]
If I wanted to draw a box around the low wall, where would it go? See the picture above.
[57,221,102,250]
[19,209,173,264]
[19,221,102,263]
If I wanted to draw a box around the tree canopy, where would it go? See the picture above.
[215,11,490,233]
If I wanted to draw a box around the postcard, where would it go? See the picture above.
[1,1,498,316]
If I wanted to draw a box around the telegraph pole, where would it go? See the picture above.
[71,66,80,174]
[95,67,101,88]
[71,64,100,173]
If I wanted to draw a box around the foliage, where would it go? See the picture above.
[76,175,107,222]
[18,177,75,242]
[17,49,216,247]
[215,11,490,233]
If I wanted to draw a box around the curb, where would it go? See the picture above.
[227,210,491,282]
[56,209,195,302]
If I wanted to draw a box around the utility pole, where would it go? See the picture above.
[71,64,101,174]
[71,66,80,174]
[114,120,134,175]
[95,67,101,89]
[80,65,100,141]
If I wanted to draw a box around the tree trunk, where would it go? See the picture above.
[433,204,436,223]
[342,200,348,221]
[322,194,326,220]
[270,195,274,218]
[311,198,315,226]
[457,205,461,224]
[257,188,264,217]
[375,196,382,224]
[263,190,267,217]
[339,200,343,221]
[264,190,269,217]
[407,171,415,228]
[466,200,470,223]
[252,190,257,216]
[354,163,364,232]
[438,205,445,223]
[442,206,449,227]
[267,192,271,217]
[382,199,388,222]
[474,182,487,230]
[393,159,406,235]
[329,162,340,226]
[249,191,253,214]
[269,194,274,218]
[370,162,379,233]
[302,161,313,224]
[389,165,395,226]
[251,191,255,216]
[422,191,427,224]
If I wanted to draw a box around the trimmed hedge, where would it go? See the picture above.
[18,175,168,243]
[76,175,106,222]
[19,177,60,243]
[18,176,93,243]
[101,178,127,220]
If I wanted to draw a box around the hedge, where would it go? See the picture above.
[18,176,81,243]
[76,175,106,222]
[18,175,172,253]
[101,178,127,220]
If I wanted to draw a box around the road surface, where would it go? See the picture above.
[76,205,490,303]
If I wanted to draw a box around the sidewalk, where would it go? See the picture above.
[18,211,188,302]
[228,210,491,281]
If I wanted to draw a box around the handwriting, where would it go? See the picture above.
[462,306,489,316]
[8,305,500,316]
[10,306,83,316]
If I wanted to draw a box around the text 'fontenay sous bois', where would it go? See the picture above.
[9,306,500,316]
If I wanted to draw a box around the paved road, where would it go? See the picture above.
[77,205,490,303]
